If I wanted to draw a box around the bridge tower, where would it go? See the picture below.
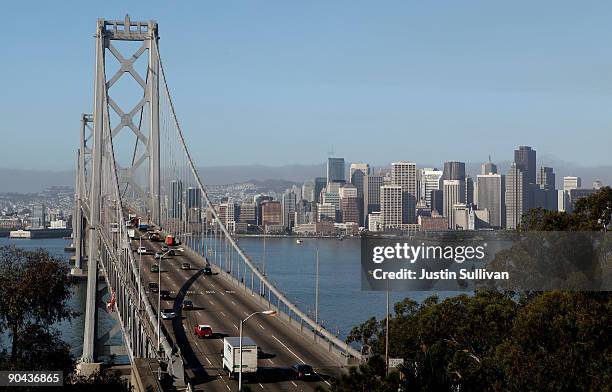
[79,15,161,365]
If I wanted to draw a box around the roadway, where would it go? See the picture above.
[135,234,345,391]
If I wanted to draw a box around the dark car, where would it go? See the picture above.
[182,299,194,310]
[148,282,159,293]
[160,290,171,299]
[291,364,314,380]
[203,266,212,275]
[181,262,190,270]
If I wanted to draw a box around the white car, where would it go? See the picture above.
[137,246,147,254]
[161,309,176,320]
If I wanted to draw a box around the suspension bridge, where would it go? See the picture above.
[72,16,361,391]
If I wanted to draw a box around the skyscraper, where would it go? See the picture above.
[314,177,327,203]
[380,185,402,229]
[282,190,297,228]
[349,163,370,198]
[327,157,345,184]
[514,146,537,185]
[442,161,466,182]
[476,174,505,228]
[537,167,556,190]
[419,168,443,208]
[443,180,465,229]
[506,162,527,229]
[30,203,46,229]
[170,180,183,219]
[391,161,417,224]
[363,174,384,226]
[302,181,315,202]
[563,176,581,192]
[481,156,498,175]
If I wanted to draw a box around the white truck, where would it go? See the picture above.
[222,337,258,378]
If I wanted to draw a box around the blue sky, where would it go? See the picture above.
[1,1,611,170]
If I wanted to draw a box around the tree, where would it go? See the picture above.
[0,246,75,375]
[328,188,612,391]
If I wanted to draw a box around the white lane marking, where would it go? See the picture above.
[243,311,249,316]
[267,358,273,364]
[258,323,265,330]
[220,311,226,317]
[291,381,298,387]
[231,301,236,305]
[272,335,306,364]
[205,357,212,365]
[226,386,230,391]
[259,383,264,389]
[233,323,239,330]
[210,300,215,305]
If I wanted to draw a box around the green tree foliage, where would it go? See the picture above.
[328,187,612,391]
[0,246,75,374]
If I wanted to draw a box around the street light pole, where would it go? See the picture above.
[157,247,183,352]
[239,310,276,391]
[315,249,319,325]
[385,279,389,376]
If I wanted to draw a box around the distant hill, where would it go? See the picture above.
[1,161,610,193]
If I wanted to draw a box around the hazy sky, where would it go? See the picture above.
[1,1,611,170]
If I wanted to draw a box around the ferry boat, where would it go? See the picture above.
[295,239,303,244]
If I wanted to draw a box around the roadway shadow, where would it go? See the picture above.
[257,350,277,360]
[169,268,219,386]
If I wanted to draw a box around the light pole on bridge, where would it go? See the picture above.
[239,310,276,391]
[157,247,184,353]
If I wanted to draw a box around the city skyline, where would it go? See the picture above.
[2,2,612,171]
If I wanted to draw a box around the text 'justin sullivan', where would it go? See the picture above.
[371,268,509,281]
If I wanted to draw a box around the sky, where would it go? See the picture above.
[1,1,612,171]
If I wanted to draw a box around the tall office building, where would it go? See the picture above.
[563,176,581,192]
[302,181,315,202]
[261,200,282,227]
[350,163,370,198]
[281,190,297,228]
[327,157,345,184]
[514,146,537,185]
[430,189,444,215]
[254,194,274,225]
[465,176,474,206]
[186,187,202,223]
[537,167,556,190]
[363,174,384,226]
[505,163,528,229]
[442,161,466,182]
[314,177,327,203]
[391,161,417,224]
[443,180,465,229]
[30,203,46,229]
[419,168,443,208]
[238,203,256,225]
[186,187,201,208]
[476,174,505,228]
[481,156,498,175]
[169,180,183,219]
[380,185,403,229]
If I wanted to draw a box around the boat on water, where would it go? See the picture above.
[295,239,303,244]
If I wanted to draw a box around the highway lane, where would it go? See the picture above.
[135,236,344,391]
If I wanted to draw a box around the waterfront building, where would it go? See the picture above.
[391,161,417,224]
[380,185,403,229]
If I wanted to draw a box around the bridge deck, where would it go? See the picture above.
[137,235,344,391]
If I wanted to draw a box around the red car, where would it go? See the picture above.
[194,324,213,338]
